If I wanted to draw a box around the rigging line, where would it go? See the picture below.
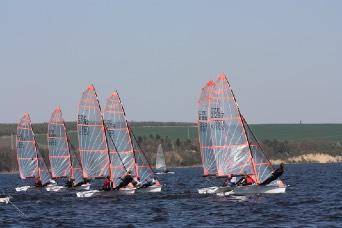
[8,199,27,218]
[128,125,155,175]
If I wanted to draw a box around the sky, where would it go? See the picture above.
[0,1,341,124]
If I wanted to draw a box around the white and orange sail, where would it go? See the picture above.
[197,80,217,176]
[16,113,51,185]
[103,91,157,186]
[47,107,83,185]
[199,74,275,184]
[77,85,111,179]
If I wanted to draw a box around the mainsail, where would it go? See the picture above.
[208,74,273,183]
[155,144,167,172]
[47,107,72,179]
[77,85,110,178]
[103,91,156,185]
[16,113,38,179]
[103,92,131,187]
[16,113,51,185]
[103,92,136,178]
[197,80,217,176]
[48,107,83,185]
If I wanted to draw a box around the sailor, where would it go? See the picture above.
[260,163,284,186]
[223,175,237,187]
[34,178,42,187]
[139,178,160,188]
[114,170,134,190]
[102,176,112,191]
[236,174,255,186]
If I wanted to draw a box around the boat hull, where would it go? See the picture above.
[137,185,162,193]
[198,186,233,195]
[217,185,287,196]
[76,188,135,198]
[15,186,31,192]
[0,196,10,204]
[46,183,91,192]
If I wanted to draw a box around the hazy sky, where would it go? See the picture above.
[0,1,341,124]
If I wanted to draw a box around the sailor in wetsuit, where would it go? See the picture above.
[260,163,284,186]
[114,171,135,190]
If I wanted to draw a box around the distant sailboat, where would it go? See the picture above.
[46,106,90,192]
[197,74,286,195]
[155,144,174,174]
[15,113,54,192]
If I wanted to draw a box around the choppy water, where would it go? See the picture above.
[1,164,342,227]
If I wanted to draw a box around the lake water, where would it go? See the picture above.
[1,164,342,227]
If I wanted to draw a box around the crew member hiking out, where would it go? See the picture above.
[114,171,134,190]
[260,163,285,186]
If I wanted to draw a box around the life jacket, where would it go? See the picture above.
[245,175,255,185]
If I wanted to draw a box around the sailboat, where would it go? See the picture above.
[15,113,54,192]
[46,106,90,192]
[75,86,135,198]
[197,74,286,195]
[103,91,161,193]
[155,144,174,174]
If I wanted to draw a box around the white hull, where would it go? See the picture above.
[155,172,175,175]
[198,186,233,195]
[15,186,31,192]
[46,185,66,192]
[76,187,135,198]
[0,196,11,204]
[217,185,287,196]
[137,185,162,193]
[46,183,91,192]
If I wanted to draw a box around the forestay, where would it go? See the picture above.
[197,80,217,176]
[155,144,167,172]
[77,85,110,178]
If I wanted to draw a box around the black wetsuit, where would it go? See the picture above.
[260,166,284,186]
[115,175,133,190]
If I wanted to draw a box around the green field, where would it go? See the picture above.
[29,124,342,148]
